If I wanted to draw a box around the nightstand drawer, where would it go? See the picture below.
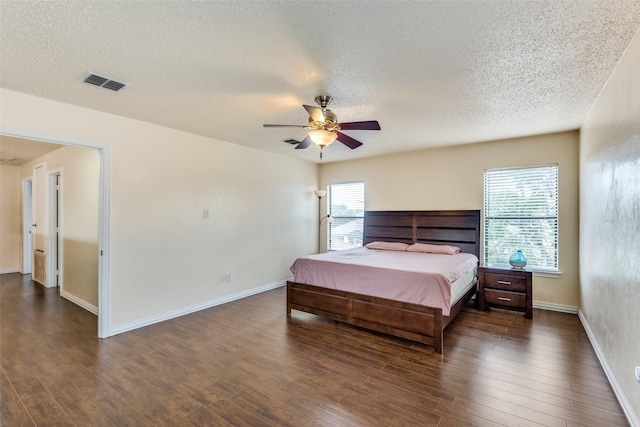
[484,289,526,309]
[484,272,526,292]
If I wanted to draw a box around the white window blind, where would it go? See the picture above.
[328,182,365,251]
[484,165,558,270]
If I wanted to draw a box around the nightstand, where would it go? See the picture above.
[478,264,532,319]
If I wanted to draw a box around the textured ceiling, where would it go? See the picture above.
[1,1,639,163]
[0,135,62,166]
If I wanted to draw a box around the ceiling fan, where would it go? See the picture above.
[263,95,380,159]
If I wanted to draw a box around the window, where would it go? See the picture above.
[328,182,365,251]
[484,165,558,270]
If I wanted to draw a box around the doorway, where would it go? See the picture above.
[32,163,47,286]
[2,128,111,338]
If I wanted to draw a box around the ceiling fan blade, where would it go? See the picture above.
[339,120,381,131]
[263,124,307,128]
[295,136,312,150]
[336,131,363,149]
[303,105,325,123]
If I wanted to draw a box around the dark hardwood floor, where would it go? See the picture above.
[0,273,629,426]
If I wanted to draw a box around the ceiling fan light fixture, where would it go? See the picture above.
[309,130,337,147]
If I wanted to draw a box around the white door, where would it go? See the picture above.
[22,178,33,274]
[48,172,61,288]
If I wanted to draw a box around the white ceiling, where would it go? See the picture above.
[1,1,639,164]
[0,135,62,166]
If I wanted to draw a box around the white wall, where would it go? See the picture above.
[580,28,640,425]
[1,88,318,332]
[20,145,100,308]
[0,165,22,273]
[320,131,580,309]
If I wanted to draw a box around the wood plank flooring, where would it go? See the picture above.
[0,273,629,426]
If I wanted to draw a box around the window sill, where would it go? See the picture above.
[533,270,562,279]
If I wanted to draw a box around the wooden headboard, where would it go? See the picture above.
[363,210,481,257]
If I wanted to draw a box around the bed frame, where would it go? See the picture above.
[287,210,481,354]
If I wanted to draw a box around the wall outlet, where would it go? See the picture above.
[635,366,640,383]
[225,272,232,282]
[203,208,209,218]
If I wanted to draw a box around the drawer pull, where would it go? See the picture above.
[498,297,512,302]
[497,280,512,285]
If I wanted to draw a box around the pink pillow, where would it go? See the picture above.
[365,241,410,251]
[407,243,461,255]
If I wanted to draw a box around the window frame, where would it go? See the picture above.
[327,181,365,252]
[483,164,559,272]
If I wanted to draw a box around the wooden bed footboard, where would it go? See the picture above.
[287,281,476,353]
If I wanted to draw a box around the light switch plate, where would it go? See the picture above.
[635,366,640,383]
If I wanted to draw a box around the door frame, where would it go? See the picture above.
[2,126,111,339]
[47,168,63,289]
[21,178,33,275]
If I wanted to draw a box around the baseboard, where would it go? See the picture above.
[578,309,639,427]
[0,269,20,275]
[109,280,287,337]
[532,300,578,314]
[60,290,98,315]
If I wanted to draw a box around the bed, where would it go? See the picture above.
[287,210,481,354]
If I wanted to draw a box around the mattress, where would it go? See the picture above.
[290,247,478,316]
[449,264,478,306]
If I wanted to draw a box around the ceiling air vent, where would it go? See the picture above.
[82,72,128,92]
[283,139,300,145]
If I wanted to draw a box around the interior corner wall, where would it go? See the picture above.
[1,88,318,331]
[0,165,22,273]
[20,145,100,308]
[319,131,580,309]
[580,28,640,424]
